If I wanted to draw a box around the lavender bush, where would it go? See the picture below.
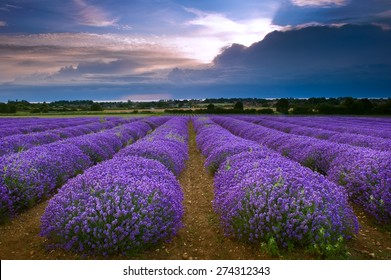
[115,121,152,141]
[215,151,358,256]
[116,117,189,175]
[0,119,154,222]
[0,132,62,156]
[194,118,265,173]
[0,183,12,223]
[271,116,391,139]
[213,116,391,224]
[64,134,120,164]
[0,117,136,157]
[0,143,91,217]
[241,116,391,151]
[194,117,358,256]
[143,116,171,128]
[0,118,99,139]
[328,148,391,223]
[40,156,184,256]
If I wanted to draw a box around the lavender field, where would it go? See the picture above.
[0,115,390,260]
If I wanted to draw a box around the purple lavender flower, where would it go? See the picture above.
[0,118,157,222]
[239,116,391,151]
[40,156,184,256]
[212,116,391,224]
[214,151,358,255]
[194,117,358,255]
[0,132,62,157]
[1,143,91,214]
[0,183,13,223]
[116,117,189,175]
[0,117,139,157]
[328,148,391,223]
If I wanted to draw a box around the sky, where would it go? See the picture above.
[0,0,390,102]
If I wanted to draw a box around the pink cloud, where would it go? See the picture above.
[73,0,118,27]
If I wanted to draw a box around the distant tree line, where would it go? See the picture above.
[287,97,391,115]
[166,98,391,115]
[0,97,390,115]
[165,101,274,115]
[0,103,17,113]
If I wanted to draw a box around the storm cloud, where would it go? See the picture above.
[273,0,391,27]
[168,24,391,97]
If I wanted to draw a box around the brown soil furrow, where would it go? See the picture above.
[136,121,264,260]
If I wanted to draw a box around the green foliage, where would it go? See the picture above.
[1,97,390,115]
[0,103,17,113]
[292,106,313,114]
[309,230,347,259]
[275,98,289,114]
[207,103,215,111]
[257,108,274,114]
[233,101,244,111]
[90,103,103,111]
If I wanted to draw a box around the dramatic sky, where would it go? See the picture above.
[0,0,390,101]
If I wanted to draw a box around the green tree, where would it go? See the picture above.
[355,98,373,114]
[40,101,49,113]
[233,101,244,111]
[7,104,17,113]
[292,106,312,115]
[0,103,7,113]
[90,103,103,111]
[207,103,215,111]
[275,98,289,114]
[257,108,274,114]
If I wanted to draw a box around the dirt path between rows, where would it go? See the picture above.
[134,122,266,260]
[0,121,390,260]
[0,200,79,260]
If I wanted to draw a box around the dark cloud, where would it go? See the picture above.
[213,24,391,68]
[273,0,391,27]
[168,67,227,84]
[168,24,391,97]
[36,59,164,86]
[57,59,141,76]
[46,55,195,83]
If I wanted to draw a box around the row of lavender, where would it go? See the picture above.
[282,115,391,130]
[296,116,391,127]
[292,116,391,136]
[0,117,101,138]
[301,116,391,129]
[255,116,391,139]
[0,117,170,223]
[194,117,358,255]
[0,117,94,128]
[212,117,391,224]
[0,117,140,157]
[236,116,391,151]
[40,117,189,256]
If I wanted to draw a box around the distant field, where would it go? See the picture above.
[0,111,156,118]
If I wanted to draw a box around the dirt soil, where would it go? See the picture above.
[0,123,390,260]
